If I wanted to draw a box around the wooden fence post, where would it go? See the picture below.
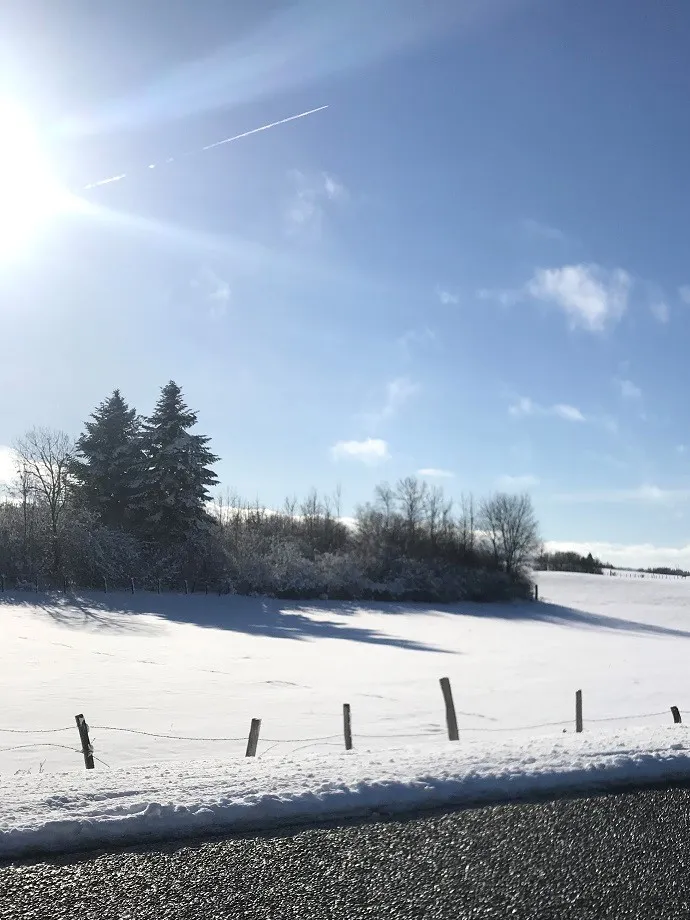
[205,584,209,596]
[184,580,189,595]
[157,578,161,595]
[245,718,261,757]
[575,689,583,733]
[343,703,353,750]
[75,714,95,769]
[130,577,135,595]
[534,584,539,602]
[671,706,682,724]
[103,577,108,594]
[440,677,459,741]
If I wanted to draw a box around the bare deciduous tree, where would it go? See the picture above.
[14,428,74,574]
[479,492,540,575]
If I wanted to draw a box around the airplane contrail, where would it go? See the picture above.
[83,104,329,191]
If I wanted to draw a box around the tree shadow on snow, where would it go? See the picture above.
[0,591,451,653]
[3,589,687,646]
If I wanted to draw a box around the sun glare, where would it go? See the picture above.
[0,98,70,260]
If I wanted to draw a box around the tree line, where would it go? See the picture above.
[0,382,540,601]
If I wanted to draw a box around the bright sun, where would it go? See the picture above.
[0,99,69,260]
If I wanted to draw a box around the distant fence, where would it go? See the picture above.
[0,682,686,773]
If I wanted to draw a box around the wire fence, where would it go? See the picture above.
[0,687,686,774]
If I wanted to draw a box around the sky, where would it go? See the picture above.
[2,0,690,568]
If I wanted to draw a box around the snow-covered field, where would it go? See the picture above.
[2,572,690,857]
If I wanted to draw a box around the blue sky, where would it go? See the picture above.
[2,0,690,567]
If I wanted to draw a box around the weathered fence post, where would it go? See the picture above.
[440,677,459,741]
[184,580,189,595]
[157,578,161,595]
[245,718,261,757]
[205,584,209,596]
[130,577,135,595]
[103,577,108,594]
[75,714,95,769]
[575,689,583,733]
[671,706,682,724]
[343,703,353,750]
[534,584,539,602]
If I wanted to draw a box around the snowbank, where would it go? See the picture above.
[2,727,690,859]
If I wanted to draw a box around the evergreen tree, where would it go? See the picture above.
[71,390,141,530]
[135,381,219,543]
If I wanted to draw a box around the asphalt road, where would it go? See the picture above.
[4,785,690,919]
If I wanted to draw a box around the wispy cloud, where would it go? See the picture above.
[615,377,642,400]
[285,170,347,236]
[521,218,565,242]
[480,263,632,332]
[331,438,390,464]
[364,377,419,429]
[553,404,586,422]
[650,299,670,324]
[679,285,690,306]
[435,286,459,305]
[526,264,631,332]
[509,396,586,422]
[397,326,437,356]
[417,468,454,479]
[191,267,231,318]
[677,445,687,455]
[497,474,539,489]
[552,484,690,504]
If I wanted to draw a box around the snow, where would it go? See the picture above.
[2,728,690,858]
[2,571,690,857]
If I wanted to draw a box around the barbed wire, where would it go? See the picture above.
[0,709,684,754]
[0,726,74,734]
[90,726,247,742]
[0,742,82,754]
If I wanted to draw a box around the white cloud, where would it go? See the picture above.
[679,285,690,306]
[0,445,17,486]
[192,267,230,319]
[552,404,586,422]
[286,170,347,236]
[526,263,631,332]
[677,445,687,455]
[364,377,419,428]
[552,484,690,504]
[417,468,454,479]
[650,300,670,324]
[331,438,390,464]
[323,174,346,201]
[509,396,586,423]
[521,218,565,242]
[397,327,436,355]
[615,377,642,399]
[435,286,459,305]
[477,287,520,307]
[497,474,539,489]
[545,539,690,570]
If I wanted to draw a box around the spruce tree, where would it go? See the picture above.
[72,390,141,529]
[135,381,219,543]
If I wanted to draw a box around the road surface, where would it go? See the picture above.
[3,785,690,918]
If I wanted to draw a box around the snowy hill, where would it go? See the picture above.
[2,571,689,774]
[3,571,690,857]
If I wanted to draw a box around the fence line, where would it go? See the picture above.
[0,686,686,773]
